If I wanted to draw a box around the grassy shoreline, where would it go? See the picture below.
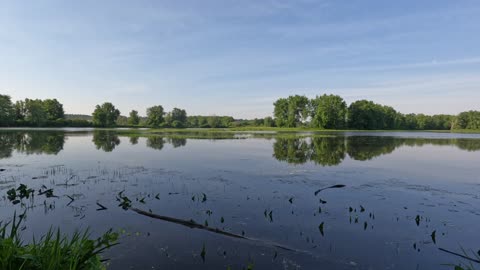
[1,126,480,134]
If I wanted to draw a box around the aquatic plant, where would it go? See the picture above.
[0,212,118,270]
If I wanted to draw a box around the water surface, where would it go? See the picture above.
[1,129,479,269]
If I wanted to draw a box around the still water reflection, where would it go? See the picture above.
[0,129,479,270]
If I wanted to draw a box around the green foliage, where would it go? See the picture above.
[165,108,187,128]
[146,105,165,127]
[273,95,310,128]
[0,94,15,126]
[25,99,48,126]
[273,98,289,127]
[92,103,120,127]
[43,99,65,121]
[186,116,234,128]
[263,117,275,127]
[455,111,480,130]
[127,110,140,126]
[310,94,347,129]
[0,212,118,270]
[347,100,397,130]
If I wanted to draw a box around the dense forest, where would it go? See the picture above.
[0,93,479,130]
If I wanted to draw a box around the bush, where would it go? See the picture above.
[0,212,118,270]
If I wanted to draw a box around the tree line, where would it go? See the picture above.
[1,93,479,130]
[272,94,479,130]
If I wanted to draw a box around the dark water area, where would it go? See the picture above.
[1,129,479,269]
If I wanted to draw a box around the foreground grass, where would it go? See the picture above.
[0,213,118,270]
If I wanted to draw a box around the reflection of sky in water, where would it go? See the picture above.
[0,130,479,270]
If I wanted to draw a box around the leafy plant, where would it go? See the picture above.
[0,212,118,270]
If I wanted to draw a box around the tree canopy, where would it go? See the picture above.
[92,102,120,127]
[128,110,140,126]
[146,105,165,128]
[0,94,15,126]
[310,94,347,129]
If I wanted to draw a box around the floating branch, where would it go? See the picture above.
[314,184,346,196]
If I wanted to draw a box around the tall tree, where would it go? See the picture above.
[25,99,48,126]
[264,116,275,127]
[128,110,140,126]
[146,105,165,127]
[273,98,289,127]
[43,99,65,120]
[0,94,15,126]
[310,94,347,129]
[92,102,120,127]
[167,108,187,128]
[14,100,27,121]
[286,95,309,127]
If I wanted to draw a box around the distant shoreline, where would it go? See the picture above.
[1,126,479,134]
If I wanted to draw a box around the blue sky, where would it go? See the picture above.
[1,0,479,118]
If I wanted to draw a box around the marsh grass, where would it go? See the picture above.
[0,213,118,270]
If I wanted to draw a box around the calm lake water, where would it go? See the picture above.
[1,129,480,270]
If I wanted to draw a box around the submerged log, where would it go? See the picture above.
[130,207,302,252]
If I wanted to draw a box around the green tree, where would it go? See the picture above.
[0,94,15,126]
[207,116,221,128]
[166,108,187,128]
[310,94,347,129]
[273,98,289,127]
[264,116,275,127]
[25,99,48,126]
[43,99,64,121]
[286,95,309,127]
[128,110,140,126]
[455,111,480,130]
[14,100,27,121]
[146,105,165,127]
[347,100,397,130]
[92,102,120,127]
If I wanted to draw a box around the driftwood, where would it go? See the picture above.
[130,207,303,252]
[314,184,346,196]
[439,248,480,264]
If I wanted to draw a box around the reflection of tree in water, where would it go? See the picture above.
[92,131,120,152]
[273,137,310,164]
[310,137,346,166]
[273,137,347,166]
[455,139,480,151]
[146,137,165,150]
[0,131,65,158]
[346,137,400,161]
[166,137,187,148]
[129,136,139,145]
[272,136,480,165]
[0,133,16,158]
